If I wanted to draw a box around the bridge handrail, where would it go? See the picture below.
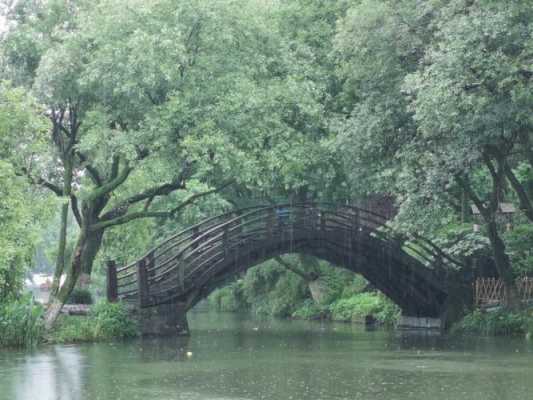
[113,203,460,304]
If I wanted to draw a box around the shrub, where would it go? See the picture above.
[50,301,137,343]
[329,292,400,325]
[209,284,246,312]
[66,288,93,305]
[292,299,328,320]
[0,295,44,348]
[91,300,137,339]
[452,309,533,336]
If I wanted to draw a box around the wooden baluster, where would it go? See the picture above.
[223,224,229,257]
[267,208,275,240]
[192,226,199,250]
[137,258,149,308]
[177,252,185,291]
[147,250,155,278]
[106,260,118,303]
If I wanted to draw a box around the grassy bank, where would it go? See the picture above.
[0,296,137,348]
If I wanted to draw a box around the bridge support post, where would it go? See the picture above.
[139,301,189,336]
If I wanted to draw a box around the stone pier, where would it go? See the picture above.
[396,316,442,330]
[138,301,190,336]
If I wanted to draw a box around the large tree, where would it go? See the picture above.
[335,0,533,307]
[1,0,322,326]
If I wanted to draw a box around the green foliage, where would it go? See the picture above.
[50,301,137,343]
[50,316,94,344]
[0,295,44,348]
[66,288,93,305]
[90,301,137,339]
[207,257,400,325]
[504,223,533,276]
[209,283,246,312]
[0,83,52,299]
[452,309,533,336]
[329,292,400,325]
[292,299,328,320]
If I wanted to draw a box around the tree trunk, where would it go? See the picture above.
[50,201,69,297]
[51,156,73,298]
[44,227,104,330]
[486,220,520,309]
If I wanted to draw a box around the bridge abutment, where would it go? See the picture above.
[138,301,189,336]
[396,315,442,330]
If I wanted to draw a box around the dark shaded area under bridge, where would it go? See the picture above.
[106,203,470,335]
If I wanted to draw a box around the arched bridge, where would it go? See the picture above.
[106,203,464,335]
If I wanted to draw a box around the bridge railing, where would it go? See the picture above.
[108,203,460,307]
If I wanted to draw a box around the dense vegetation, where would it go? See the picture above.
[208,257,401,325]
[1,0,532,341]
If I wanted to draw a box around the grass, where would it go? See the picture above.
[0,298,138,348]
[0,295,44,348]
[47,301,138,344]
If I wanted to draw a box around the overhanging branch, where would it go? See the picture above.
[90,180,233,231]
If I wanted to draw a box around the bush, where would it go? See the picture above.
[292,299,328,320]
[209,283,246,312]
[329,292,400,325]
[0,295,44,348]
[452,309,533,336]
[66,288,93,305]
[91,301,137,339]
[50,301,137,343]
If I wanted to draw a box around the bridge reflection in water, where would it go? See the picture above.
[106,203,466,335]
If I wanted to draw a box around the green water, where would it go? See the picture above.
[1,311,532,400]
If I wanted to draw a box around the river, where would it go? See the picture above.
[1,311,532,400]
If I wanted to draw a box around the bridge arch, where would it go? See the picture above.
[108,204,458,335]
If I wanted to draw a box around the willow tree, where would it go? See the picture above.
[1,0,320,326]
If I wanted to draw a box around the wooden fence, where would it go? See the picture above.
[474,277,533,307]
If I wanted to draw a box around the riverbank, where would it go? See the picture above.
[0,297,137,348]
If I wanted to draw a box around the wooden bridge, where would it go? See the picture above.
[106,203,464,335]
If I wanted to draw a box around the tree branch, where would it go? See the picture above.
[76,151,103,185]
[100,160,193,220]
[503,161,533,222]
[455,174,489,220]
[91,180,233,231]
[86,159,132,201]
[70,195,82,226]
[20,168,63,196]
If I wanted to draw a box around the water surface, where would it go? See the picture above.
[1,311,532,400]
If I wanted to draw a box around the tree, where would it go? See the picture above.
[334,0,533,308]
[403,0,533,307]
[1,0,328,327]
[0,82,51,300]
